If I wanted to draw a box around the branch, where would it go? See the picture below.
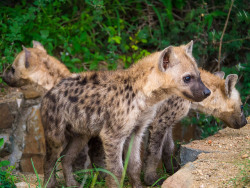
[215,37,250,44]
[218,0,234,71]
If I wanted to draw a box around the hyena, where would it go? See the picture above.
[40,41,211,187]
[3,41,70,93]
[143,70,248,185]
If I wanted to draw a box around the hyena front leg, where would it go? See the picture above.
[143,125,168,186]
[100,129,126,188]
[125,132,144,188]
[61,136,89,187]
[44,139,64,188]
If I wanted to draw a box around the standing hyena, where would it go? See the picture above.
[143,69,248,185]
[40,41,211,187]
[2,41,71,92]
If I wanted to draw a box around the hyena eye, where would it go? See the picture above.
[240,105,244,112]
[11,67,15,74]
[183,75,191,83]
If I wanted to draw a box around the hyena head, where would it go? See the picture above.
[157,41,210,102]
[203,71,247,129]
[3,41,70,90]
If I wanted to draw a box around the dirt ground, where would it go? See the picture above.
[163,117,250,188]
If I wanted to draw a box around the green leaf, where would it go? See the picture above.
[40,30,49,39]
[0,160,10,167]
[0,138,4,147]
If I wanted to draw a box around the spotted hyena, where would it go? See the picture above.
[3,41,70,93]
[143,69,248,185]
[40,41,211,187]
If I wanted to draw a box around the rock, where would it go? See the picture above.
[20,105,45,174]
[15,182,36,188]
[162,162,195,188]
[241,154,248,159]
[180,146,210,166]
[20,155,44,174]
[0,103,14,129]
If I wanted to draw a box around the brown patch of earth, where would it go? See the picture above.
[163,118,250,188]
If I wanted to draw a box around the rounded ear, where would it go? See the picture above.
[158,46,172,72]
[22,45,31,68]
[185,40,193,55]
[32,40,46,52]
[214,71,225,79]
[225,74,238,97]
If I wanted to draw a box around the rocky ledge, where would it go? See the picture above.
[163,121,250,188]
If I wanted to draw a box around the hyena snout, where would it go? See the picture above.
[183,78,211,102]
[234,114,247,129]
[3,69,28,87]
[203,87,211,97]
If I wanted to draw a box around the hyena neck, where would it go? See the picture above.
[127,53,170,105]
[191,69,225,116]
[32,56,71,91]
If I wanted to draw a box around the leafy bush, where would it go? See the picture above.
[0,138,16,188]
[0,0,249,135]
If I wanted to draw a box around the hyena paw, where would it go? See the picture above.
[66,179,80,187]
[144,172,165,186]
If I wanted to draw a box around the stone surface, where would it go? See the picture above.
[180,145,210,166]
[0,103,14,129]
[20,154,44,174]
[20,104,45,173]
[15,182,36,188]
[162,162,195,188]
[162,123,250,188]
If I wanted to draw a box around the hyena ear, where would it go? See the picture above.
[225,74,238,97]
[158,46,172,72]
[185,40,193,55]
[214,71,225,79]
[32,40,46,52]
[22,46,31,68]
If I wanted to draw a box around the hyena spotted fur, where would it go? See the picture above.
[82,69,248,185]
[143,69,247,185]
[40,41,211,187]
[3,41,70,93]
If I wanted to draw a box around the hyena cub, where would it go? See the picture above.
[3,41,70,92]
[143,69,247,185]
[41,41,211,187]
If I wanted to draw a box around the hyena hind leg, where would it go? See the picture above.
[162,128,180,174]
[144,126,170,186]
[61,136,89,187]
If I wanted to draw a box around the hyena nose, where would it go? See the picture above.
[203,88,211,97]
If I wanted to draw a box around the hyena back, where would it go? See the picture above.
[41,42,210,187]
[143,69,247,185]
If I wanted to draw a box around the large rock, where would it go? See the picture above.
[0,103,14,129]
[20,104,45,174]
[162,163,195,188]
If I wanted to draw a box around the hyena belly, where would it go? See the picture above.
[144,95,191,186]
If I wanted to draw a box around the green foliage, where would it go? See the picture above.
[229,154,250,187]
[181,114,223,139]
[0,138,16,188]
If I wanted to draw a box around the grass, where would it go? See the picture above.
[228,153,250,187]
[18,133,167,188]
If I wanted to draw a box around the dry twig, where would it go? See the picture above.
[218,0,234,71]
